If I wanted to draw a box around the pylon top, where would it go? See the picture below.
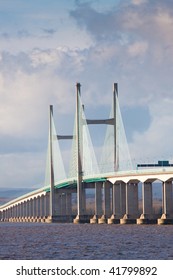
[113,83,118,96]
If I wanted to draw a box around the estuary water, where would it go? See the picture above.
[0,223,173,260]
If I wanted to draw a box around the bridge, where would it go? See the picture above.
[0,83,173,225]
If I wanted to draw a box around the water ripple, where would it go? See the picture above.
[0,223,173,260]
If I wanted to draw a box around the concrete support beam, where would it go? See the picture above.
[158,181,173,224]
[137,182,157,224]
[61,193,67,215]
[98,181,111,224]
[120,182,138,224]
[82,187,86,215]
[90,181,103,224]
[26,200,30,217]
[45,193,50,217]
[108,183,122,224]
[66,192,72,215]
[36,197,40,217]
[40,195,45,218]
[142,182,153,217]
[54,191,61,215]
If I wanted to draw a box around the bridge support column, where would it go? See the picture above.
[6,208,10,221]
[37,196,42,222]
[16,205,19,221]
[61,193,67,215]
[55,191,62,218]
[74,183,90,223]
[31,198,36,222]
[98,181,111,224]
[10,207,13,221]
[19,203,22,221]
[29,199,32,219]
[23,202,26,220]
[56,191,64,215]
[5,209,8,221]
[46,193,50,216]
[66,192,72,216]
[108,183,122,224]
[47,189,74,223]
[4,209,7,221]
[1,210,4,221]
[158,181,173,224]
[90,182,103,223]
[4,209,6,221]
[44,193,50,220]
[40,195,45,221]
[14,205,16,220]
[137,182,156,224]
[120,182,138,224]
[30,199,34,221]
[42,195,46,218]
[25,201,29,221]
[2,210,5,221]
[19,203,22,220]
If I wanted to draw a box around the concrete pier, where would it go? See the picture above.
[108,183,124,224]
[137,182,157,224]
[158,181,173,225]
[98,181,111,224]
[90,182,103,223]
[120,182,138,224]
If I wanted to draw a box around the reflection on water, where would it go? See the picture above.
[0,223,173,260]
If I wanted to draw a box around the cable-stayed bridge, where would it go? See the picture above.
[0,83,173,225]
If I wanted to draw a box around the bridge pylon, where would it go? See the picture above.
[47,105,56,222]
[73,83,90,223]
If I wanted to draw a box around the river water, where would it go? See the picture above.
[0,223,173,260]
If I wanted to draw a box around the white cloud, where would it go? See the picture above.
[131,0,148,5]
[127,41,148,57]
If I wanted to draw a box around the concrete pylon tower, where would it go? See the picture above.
[48,105,56,222]
[73,83,89,223]
[113,82,118,171]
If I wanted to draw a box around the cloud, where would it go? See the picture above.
[42,28,57,35]
[127,41,148,57]
[131,0,148,5]
[17,30,31,38]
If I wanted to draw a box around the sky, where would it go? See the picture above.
[0,0,173,191]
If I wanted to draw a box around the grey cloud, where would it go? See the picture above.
[1,32,10,39]
[17,29,31,38]
[42,28,57,35]
[70,0,173,45]
[70,2,120,41]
